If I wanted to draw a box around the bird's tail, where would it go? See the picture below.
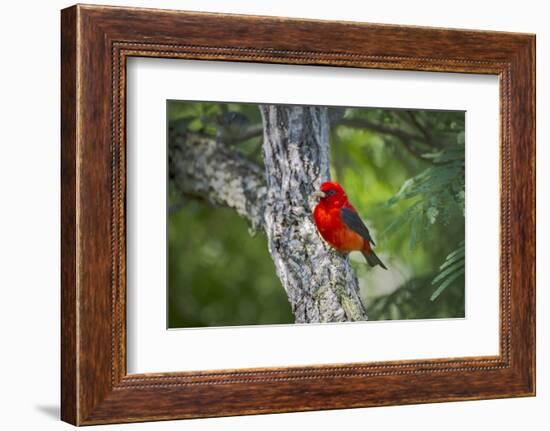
[362,250,388,270]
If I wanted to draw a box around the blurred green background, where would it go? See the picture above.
[167,101,465,328]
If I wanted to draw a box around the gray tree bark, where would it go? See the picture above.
[168,106,368,323]
[169,133,266,232]
[259,105,367,322]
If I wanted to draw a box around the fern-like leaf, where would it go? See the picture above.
[431,241,465,301]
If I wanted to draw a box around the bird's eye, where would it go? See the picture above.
[326,189,336,196]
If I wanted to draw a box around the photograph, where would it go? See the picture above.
[52,2,536,426]
[167,101,466,328]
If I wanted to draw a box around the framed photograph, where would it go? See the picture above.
[61,4,535,425]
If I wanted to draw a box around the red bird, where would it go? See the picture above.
[312,181,387,269]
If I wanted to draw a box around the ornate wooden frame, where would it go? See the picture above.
[61,4,535,425]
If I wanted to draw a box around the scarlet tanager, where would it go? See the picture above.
[312,181,387,270]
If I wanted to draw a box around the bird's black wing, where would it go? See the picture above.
[340,207,376,246]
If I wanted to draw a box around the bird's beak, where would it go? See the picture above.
[312,190,326,200]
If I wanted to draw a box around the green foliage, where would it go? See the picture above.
[167,100,263,162]
[168,100,223,136]
[168,102,466,327]
[168,193,293,328]
[377,118,465,304]
[368,275,465,320]
[327,108,465,320]
[431,241,465,301]
[385,142,465,239]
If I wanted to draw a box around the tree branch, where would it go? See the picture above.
[224,123,264,144]
[405,111,434,148]
[334,117,435,163]
[169,132,266,232]
[335,117,423,142]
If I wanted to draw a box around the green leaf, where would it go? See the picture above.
[409,212,421,250]
[430,268,464,301]
[439,248,465,270]
[430,242,465,301]
[431,260,464,285]
[187,119,203,132]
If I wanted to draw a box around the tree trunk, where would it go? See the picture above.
[260,105,367,322]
